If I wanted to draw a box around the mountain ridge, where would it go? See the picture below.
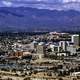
[0,7,80,32]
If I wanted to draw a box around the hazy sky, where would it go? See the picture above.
[0,0,80,10]
[0,0,80,7]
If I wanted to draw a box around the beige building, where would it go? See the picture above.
[36,42,46,59]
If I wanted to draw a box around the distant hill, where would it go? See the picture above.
[0,7,80,32]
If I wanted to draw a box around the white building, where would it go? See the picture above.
[50,44,62,53]
[59,41,68,51]
[67,45,77,55]
[71,34,79,46]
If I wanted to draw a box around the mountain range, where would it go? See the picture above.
[0,7,80,32]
